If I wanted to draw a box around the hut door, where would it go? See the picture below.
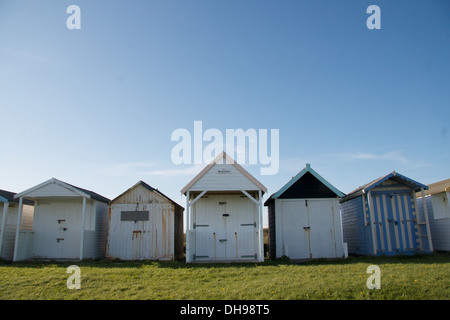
[281,200,310,259]
[56,216,68,258]
[371,192,419,255]
[194,197,215,260]
[216,201,228,259]
[308,200,338,258]
[128,212,151,260]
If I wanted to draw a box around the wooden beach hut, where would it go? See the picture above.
[13,178,110,261]
[340,171,432,256]
[181,152,267,263]
[108,180,184,260]
[265,164,345,260]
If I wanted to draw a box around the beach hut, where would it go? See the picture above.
[13,178,110,261]
[264,164,345,260]
[416,178,450,251]
[108,180,184,260]
[181,151,267,263]
[340,171,432,256]
[0,190,34,261]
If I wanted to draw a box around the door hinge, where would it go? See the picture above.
[194,223,209,229]
[240,222,256,227]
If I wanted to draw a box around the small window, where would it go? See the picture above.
[121,211,149,221]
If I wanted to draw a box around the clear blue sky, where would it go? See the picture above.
[1,1,449,226]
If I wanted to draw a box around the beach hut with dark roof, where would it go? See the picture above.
[0,189,34,261]
[264,164,345,260]
[13,178,110,261]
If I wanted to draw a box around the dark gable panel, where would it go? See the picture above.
[278,172,338,199]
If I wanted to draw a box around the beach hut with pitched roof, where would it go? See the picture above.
[181,152,267,263]
[340,171,432,256]
[108,180,184,260]
[13,178,109,261]
[0,189,34,261]
[264,164,345,260]
[416,178,450,252]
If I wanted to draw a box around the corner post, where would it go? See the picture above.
[13,197,23,262]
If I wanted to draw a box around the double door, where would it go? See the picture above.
[369,191,420,254]
[281,199,341,259]
[194,195,257,261]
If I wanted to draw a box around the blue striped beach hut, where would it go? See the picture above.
[340,171,432,256]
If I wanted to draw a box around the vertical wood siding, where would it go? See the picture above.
[108,184,182,260]
[191,194,258,261]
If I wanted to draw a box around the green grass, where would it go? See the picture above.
[1,253,449,300]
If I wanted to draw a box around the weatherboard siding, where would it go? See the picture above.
[417,194,450,251]
[0,203,34,261]
[340,196,371,255]
[189,164,259,191]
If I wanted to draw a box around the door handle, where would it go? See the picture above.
[303,226,310,230]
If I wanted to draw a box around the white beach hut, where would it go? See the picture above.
[416,178,450,251]
[13,178,110,261]
[265,164,345,260]
[181,152,267,263]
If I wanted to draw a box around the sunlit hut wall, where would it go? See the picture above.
[108,181,184,261]
[12,178,110,261]
[340,172,433,256]
[416,178,450,252]
[181,151,267,263]
[0,190,34,261]
[265,164,346,261]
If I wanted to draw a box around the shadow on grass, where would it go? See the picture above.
[2,252,450,269]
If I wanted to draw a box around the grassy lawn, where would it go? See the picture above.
[0,253,449,300]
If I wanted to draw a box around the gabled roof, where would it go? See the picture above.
[111,180,183,209]
[0,189,34,205]
[14,178,110,203]
[0,189,17,203]
[264,164,344,205]
[341,171,428,202]
[180,151,267,195]
[417,178,450,197]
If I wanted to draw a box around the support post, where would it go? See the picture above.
[366,191,378,256]
[420,188,433,252]
[79,197,87,260]
[186,191,191,263]
[258,189,264,262]
[0,202,9,257]
[13,197,23,262]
